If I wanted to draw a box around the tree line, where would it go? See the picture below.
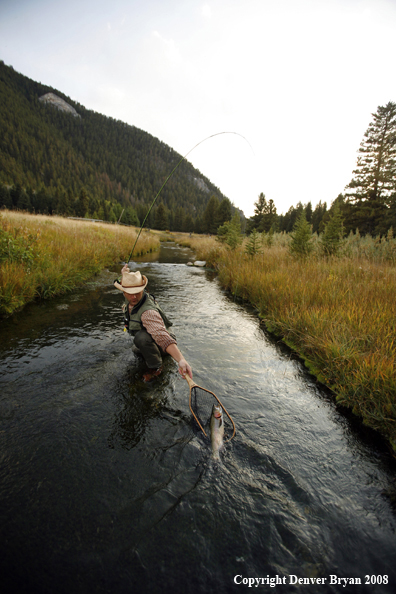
[246,101,396,239]
[0,61,235,231]
[1,60,394,239]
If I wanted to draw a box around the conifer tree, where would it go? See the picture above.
[245,228,262,257]
[203,195,219,234]
[319,203,345,256]
[154,201,168,230]
[246,192,266,232]
[0,186,12,209]
[345,102,396,204]
[217,197,232,226]
[311,201,327,233]
[259,198,277,233]
[289,211,313,258]
[225,212,242,250]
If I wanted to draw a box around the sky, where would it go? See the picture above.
[1,0,396,217]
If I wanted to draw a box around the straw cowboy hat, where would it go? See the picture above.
[114,269,148,294]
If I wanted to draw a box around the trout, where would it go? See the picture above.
[210,404,224,459]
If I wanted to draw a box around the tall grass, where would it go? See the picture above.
[177,232,396,451]
[0,210,159,316]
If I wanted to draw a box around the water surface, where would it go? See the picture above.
[0,243,395,593]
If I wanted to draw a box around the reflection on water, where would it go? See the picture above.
[0,244,395,594]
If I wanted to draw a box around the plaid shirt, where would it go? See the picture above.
[141,309,177,352]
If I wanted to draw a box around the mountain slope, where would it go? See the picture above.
[0,60,236,229]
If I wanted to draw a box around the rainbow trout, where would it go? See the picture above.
[210,404,224,459]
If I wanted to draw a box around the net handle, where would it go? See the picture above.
[183,374,236,442]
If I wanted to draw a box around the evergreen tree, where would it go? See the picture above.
[216,221,230,243]
[265,227,274,247]
[17,188,31,211]
[174,206,185,231]
[305,201,313,223]
[77,188,89,217]
[217,197,232,226]
[0,185,12,209]
[34,187,50,214]
[259,198,277,233]
[184,213,194,233]
[245,228,262,257]
[225,212,243,250]
[311,201,327,233]
[289,211,313,258]
[124,206,139,226]
[203,195,219,234]
[246,192,266,232]
[319,203,345,256]
[154,201,168,230]
[345,101,396,204]
[10,184,23,208]
[194,216,203,234]
[345,101,396,234]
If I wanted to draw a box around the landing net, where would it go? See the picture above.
[188,382,236,443]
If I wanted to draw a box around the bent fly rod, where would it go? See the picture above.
[125,131,254,263]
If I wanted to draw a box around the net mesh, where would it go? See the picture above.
[190,386,235,441]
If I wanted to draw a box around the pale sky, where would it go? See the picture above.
[1,0,395,216]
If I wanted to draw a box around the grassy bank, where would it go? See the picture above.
[175,232,396,451]
[0,210,159,316]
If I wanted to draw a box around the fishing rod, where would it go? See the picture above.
[125,131,254,264]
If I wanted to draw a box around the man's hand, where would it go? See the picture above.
[178,357,193,379]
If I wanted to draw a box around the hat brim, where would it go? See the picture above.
[114,275,148,294]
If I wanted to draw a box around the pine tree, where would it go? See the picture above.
[0,185,12,209]
[225,212,242,250]
[289,211,313,258]
[203,195,219,234]
[245,228,262,257]
[77,188,89,217]
[259,198,277,233]
[345,102,396,204]
[312,201,327,233]
[217,197,232,226]
[154,201,168,230]
[246,192,266,232]
[320,203,345,256]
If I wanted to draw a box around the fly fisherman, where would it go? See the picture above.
[114,265,193,383]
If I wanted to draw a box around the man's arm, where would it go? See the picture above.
[141,310,193,378]
[165,343,193,379]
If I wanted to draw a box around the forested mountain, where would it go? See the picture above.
[0,61,240,232]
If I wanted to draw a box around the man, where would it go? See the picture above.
[114,264,193,382]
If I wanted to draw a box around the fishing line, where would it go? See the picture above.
[125,131,254,264]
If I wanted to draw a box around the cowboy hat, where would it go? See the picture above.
[114,269,148,294]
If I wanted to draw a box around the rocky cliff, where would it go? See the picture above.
[39,92,81,117]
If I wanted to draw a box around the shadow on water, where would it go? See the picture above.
[0,243,395,594]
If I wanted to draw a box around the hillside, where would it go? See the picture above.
[0,61,239,231]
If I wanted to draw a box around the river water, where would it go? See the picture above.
[0,243,395,594]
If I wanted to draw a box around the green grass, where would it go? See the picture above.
[176,231,396,452]
[0,210,159,316]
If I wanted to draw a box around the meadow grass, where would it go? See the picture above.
[0,210,159,316]
[175,232,396,451]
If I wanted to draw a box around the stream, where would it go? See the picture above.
[0,243,395,594]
